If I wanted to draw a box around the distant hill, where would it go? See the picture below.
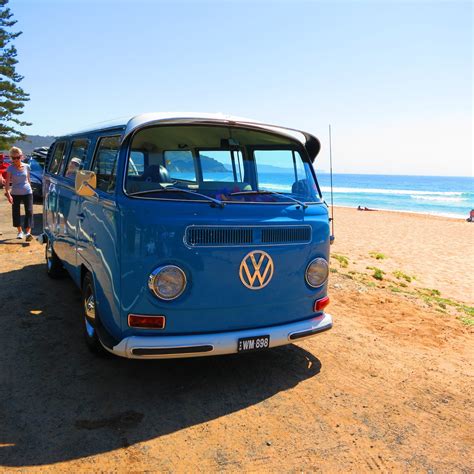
[2,135,56,154]
[165,152,228,173]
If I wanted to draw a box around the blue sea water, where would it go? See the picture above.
[315,173,474,218]
[173,170,473,218]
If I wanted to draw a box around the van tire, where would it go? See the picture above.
[82,272,108,357]
[45,241,65,279]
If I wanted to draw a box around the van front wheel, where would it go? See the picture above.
[82,272,107,356]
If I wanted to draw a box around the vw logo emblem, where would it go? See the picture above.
[239,250,274,290]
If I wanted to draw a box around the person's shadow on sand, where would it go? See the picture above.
[0,263,322,468]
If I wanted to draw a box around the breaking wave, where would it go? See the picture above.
[410,195,467,202]
[319,186,468,197]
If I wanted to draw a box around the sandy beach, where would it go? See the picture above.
[331,206,474,305]
[0,200,473,472]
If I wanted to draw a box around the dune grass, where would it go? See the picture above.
[393,270,415,283]
[460,315,474,326]
[415,288,474,319]
[331,253,349,268]
[367,266,385,280]
[369,251,387,260]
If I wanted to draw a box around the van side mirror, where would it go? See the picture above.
[75,170,97,197]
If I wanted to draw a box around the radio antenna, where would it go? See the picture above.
[328,124,335,242]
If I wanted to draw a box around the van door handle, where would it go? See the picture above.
[77,213,85,221]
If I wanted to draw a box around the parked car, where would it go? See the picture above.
[42,113,332,359]
[31,147,49,168]
[0,153,10,187]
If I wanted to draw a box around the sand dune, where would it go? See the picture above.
[330,207,474,305]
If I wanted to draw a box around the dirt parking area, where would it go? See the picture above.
[0,200,472,472]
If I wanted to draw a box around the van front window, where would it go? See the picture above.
[125,125,321,204]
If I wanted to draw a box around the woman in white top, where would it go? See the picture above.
[4,147,34,241]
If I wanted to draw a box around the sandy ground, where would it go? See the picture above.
[332,207,474,305]
[0,201,473,472]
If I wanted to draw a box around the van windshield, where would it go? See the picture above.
[125,125,321,204]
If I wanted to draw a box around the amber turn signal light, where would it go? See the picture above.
[314,296,330,313]
[128,314,166,329]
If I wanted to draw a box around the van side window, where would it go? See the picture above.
[48,141,67,174]
[92,136,120,193]
[127,151,145,177]
[64,139,89,179]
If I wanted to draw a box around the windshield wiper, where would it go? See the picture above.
[230,190,308,209]
[128,186,225,208]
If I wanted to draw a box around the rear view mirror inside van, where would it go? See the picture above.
[75,170,97,196]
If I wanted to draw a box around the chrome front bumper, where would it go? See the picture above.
[107,313,333,359]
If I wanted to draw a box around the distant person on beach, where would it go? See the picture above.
[357,205,376,211]
[467,210,474,222]
[3,147,34,241]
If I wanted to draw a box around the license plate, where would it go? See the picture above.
[237,335,270,353]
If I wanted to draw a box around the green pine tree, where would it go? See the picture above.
[0,0,30,149]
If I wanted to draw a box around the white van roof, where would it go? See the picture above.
[70,112,321,160]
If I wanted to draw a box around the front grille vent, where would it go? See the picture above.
[261,226,311,244]
[186,227,253,246]
[185,226,312,247]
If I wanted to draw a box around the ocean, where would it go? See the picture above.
[316,173,474,219]
[170,170,474,219]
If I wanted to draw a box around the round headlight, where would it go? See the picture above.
[305,258,329,288]
[148,265,187,300]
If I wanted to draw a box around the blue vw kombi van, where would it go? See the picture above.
[42,113,332,358]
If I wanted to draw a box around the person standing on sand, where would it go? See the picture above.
[3,147,34,241]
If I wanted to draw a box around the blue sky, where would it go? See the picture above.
[10,0,473,176]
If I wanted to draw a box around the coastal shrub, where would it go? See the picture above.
[332,254,349,268]
[369,252,387,260]
[373,269,384,280]
[460,315,474,327]
[367,266,385,280]
[461,304,474,317]
[419,288,441,297]
[415,289,474,319]
[393,270,413,282]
